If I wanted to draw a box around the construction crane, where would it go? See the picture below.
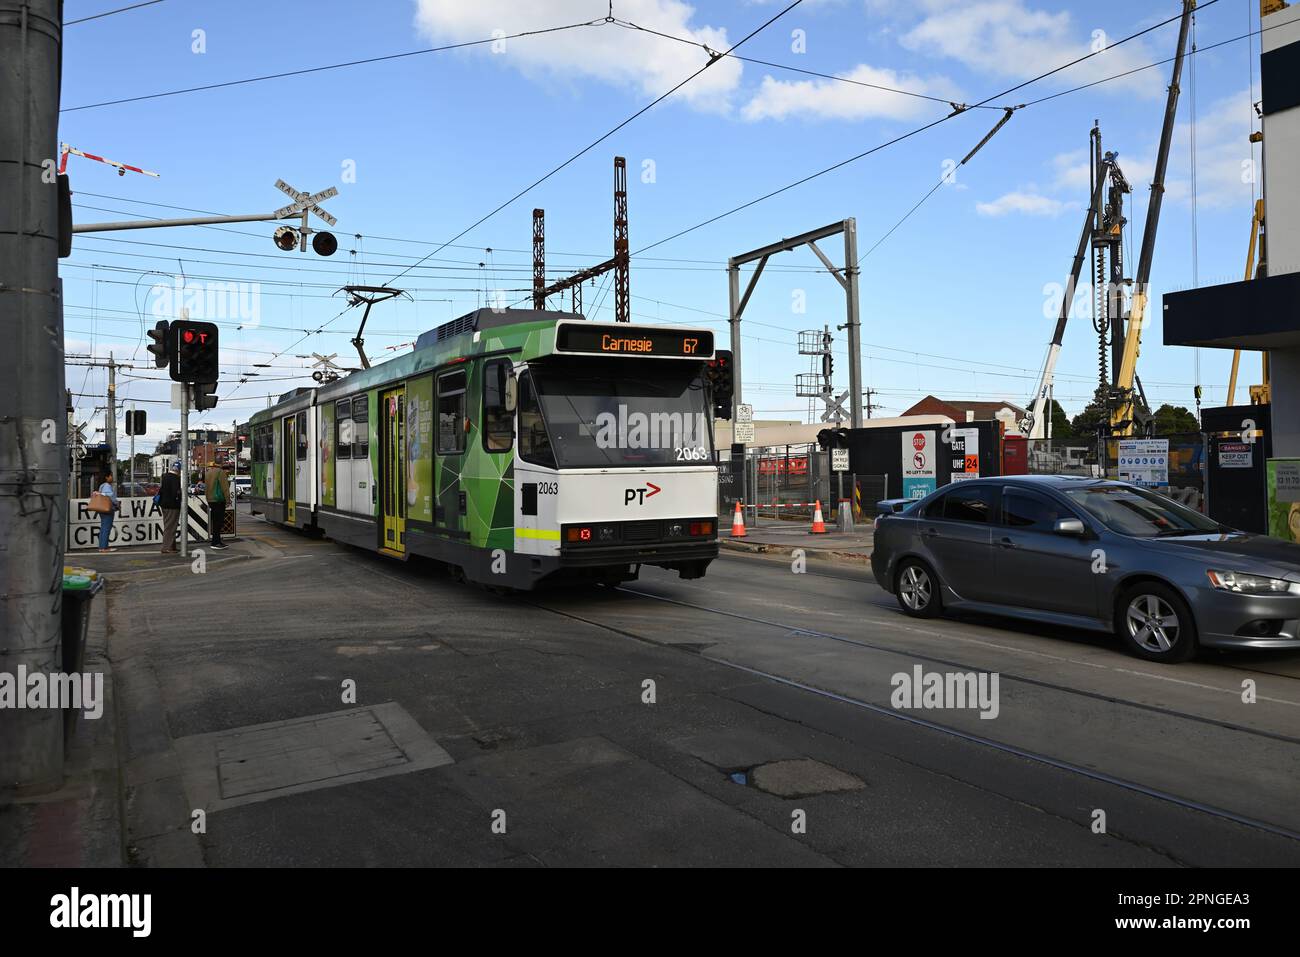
[1227,196,1270,405]
[1020,126,1129,439]
[1107,0,1197,436]
[532,156,631,322]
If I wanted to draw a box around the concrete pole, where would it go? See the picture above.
[106,354,116,476]
[0,0,65,793]
[129,403,135,492]
[843,218,864,428]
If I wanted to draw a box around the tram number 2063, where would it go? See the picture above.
[675,446,710,462]
[537,482,559,494]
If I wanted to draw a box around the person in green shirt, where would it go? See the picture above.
[204,463,231,549]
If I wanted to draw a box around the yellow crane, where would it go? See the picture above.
[1226,197,1270,405]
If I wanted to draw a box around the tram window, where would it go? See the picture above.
[437,370,467,454]
[517,373,556,469]
[296,411,308,460]
[483,360,514,452]
[336,398,352,460]
[352,394,369,458]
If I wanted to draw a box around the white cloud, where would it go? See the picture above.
[900,1,1164,99]
[412,0,742,113]
[741,63,959,121]
[975,191,1068,217]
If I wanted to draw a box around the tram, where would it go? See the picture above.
[248,308,720,589]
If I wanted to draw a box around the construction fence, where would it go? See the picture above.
[1023,431,1205,510]
[717,444,888,526]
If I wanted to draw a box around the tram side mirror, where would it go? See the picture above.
[503,374,518,413]
[485,363,516,415]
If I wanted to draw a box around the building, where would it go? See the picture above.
[900,396,1025,432]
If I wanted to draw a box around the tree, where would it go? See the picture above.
[1070,400,1109,436]
[1152,403,1199,434]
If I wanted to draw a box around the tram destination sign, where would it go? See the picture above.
[555,323,714,359]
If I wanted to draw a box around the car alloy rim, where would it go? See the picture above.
[1126,594,1180,653]
[900,566,930,610]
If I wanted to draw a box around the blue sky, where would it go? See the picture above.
[59,0,1270,447]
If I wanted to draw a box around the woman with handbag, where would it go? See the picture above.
[92,471,120,553]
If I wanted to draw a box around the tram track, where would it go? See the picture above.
[525,584,1300,847]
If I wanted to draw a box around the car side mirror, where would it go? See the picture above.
[1053,517,1086,536]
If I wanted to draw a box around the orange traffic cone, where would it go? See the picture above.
[730,500,748,537]
[809,500,828,534]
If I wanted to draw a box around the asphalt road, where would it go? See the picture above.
[105,507,1300,867]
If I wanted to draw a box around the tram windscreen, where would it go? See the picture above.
[527,359,714,468]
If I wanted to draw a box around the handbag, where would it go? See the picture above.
[88,491,113,514]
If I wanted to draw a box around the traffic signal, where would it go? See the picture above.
[146,320,171,368]
[125,410,147,436]
[171,320,219,382]
[706,349,734,419]
[192,381,218,411]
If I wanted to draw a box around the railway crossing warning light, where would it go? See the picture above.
[171,319,219,383]
[273,226,298,251]
[816,427,849,451]
[125,410,147,436]
[707,349,735,419]
[147,320,171,368]
[191,381,219,412]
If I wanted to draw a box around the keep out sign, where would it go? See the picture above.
[68,496,164,550]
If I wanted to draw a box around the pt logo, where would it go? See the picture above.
[624,482,661,505]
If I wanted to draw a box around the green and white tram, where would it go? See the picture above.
[248,308,720,589]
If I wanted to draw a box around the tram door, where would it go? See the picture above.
[380,387,406,553]
[283,415,296,525]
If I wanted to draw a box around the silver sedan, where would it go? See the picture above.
[871,476,1300,663]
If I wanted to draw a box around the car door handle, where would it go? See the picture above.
[921,527,939,539]
[996,537,1017,549]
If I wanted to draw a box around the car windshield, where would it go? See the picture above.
[528,358,713,468]
[1063,485,1224,538]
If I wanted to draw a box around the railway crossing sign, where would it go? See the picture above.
[820,390,850,423]
[273,179,339,253]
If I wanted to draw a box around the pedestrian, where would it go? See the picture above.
[204,461,231,549]
[95,471,119,553]
[159,461,182,553]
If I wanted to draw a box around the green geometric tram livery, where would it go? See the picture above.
[248,308,720,589]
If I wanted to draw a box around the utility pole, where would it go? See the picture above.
[1,0,65,794]
[180,390,189,558]
[864,388,879,419]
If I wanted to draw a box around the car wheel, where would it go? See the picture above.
[1117,582,1198,663]
[895,560,941,619]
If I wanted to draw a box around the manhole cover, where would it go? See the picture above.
[175,703,452,812]
[749,759,864,798]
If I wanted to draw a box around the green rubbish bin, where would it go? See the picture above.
[61,571,104,745]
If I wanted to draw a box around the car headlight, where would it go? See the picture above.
[1206,570,1300,595]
